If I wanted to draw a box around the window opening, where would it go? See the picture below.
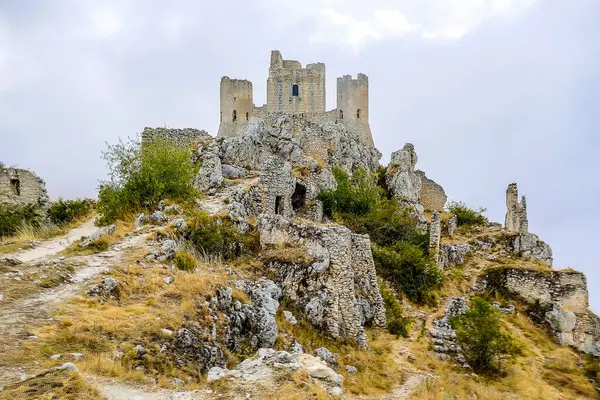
[233,110,237,121]
[292,84,299,96]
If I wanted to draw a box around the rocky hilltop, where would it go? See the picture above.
[1,112,599,400]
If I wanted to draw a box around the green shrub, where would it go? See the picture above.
[187,212,259,260]
[373,243,442,305]
[446,201,487,227]
[173,249,198,272]
[379,281,413,337]
[450,297,520,374]
[97,135,197,225]
[0,203,43,237]
[319,168,383,218]
[47,198,93,225]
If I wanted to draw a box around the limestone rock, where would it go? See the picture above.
[429,211,441,252]
[195,141,223,192]
[221,164,247,179]
[134,213,146,227]
[163,204,183,215]
[283,310,297,325]
[149,211,168,224]
[512,233,553,266]
[257,214,386,347]
[438,244,471,269]
[448,215,457,236]
[386,143,422,204]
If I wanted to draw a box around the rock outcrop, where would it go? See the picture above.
[257,214,386,347]
[479,268,600,355]
[386,144,422,205]
[0,167,49,207]
[510,233,553,266]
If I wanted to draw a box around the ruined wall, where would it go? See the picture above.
[337,74,373,146]
[266,50,326,114]
[0,168,48,207]
[416,170,447,211]
[257,156,296,217]
[257,214,386,347]
[142,127,210,147]
[481,267,600,355]
[217,77,253,138]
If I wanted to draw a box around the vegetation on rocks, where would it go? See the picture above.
[0,203,42,237]
[450,297,519,374]
[97,136,196,225]
[320,167,439,306]
[446,201,487,227]
[47,198,94,225]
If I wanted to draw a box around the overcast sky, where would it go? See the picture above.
[1,1,599,309]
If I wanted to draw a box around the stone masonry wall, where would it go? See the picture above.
[257,214,386,347]
[0,168,48,207]
[416,170,447,211]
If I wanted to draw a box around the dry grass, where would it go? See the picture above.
[406,312,598,400]
[260,245,313,265]
[60,220,133,256]
[275,309,404,397]
[30,260,232,388]
[0,369,105,400]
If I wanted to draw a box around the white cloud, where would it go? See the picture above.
[305,0,539,49]
[89,6,123,38]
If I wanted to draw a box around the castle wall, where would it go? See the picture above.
[266,51,326,114]
[218,77,253,138]
[0,168,48,207]
[336,74,372,145]
[416,170,447,211]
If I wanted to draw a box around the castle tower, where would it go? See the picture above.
[217,76,253,138]
[266,50,326,114]
[337,73,373,145]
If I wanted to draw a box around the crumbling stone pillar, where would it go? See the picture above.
[505,183,528,234]
[448,214,457,236]
[429,211,442,257]
[385,143,422,205]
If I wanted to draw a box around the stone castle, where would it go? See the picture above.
[217,50,373,146]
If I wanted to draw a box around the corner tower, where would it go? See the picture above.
[217,76,253,138]
[266,50,326,114]
[337,73,373,145]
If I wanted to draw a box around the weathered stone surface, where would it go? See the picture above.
[479,268,600,355]
[221,164,247,179]
[505,183,528,234]
[149,211,167,224]
[0,167,48,207]
[163,205,183,215]
[142,127,209,148]
[429,211,441,252]
[416,170,447,211]
[133,213,146,227]
[448,215,457,236]
[430,297,468,364]
[79,225,116,248]
[195,141,223,192]
[257,156,295,217]
[257,214,385,347]
[511,233,553,266]
[386,144,421,204]
[438,244,471,269]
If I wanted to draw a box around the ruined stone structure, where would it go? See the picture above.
[481,268,600,355]
[142,127,209,148]
[257,214,386,347]
[429,211,441,251]
[0,167,48,207]
[505,183,528,234]
[416,170,447,211]
[217,50,373,146]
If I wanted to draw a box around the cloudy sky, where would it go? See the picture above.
[1,1,599,309]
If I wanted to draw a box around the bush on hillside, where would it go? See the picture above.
[319,168,383,218]
[97,135,196,225]
[48,198,93,225]
[379,281,413,337]
[173,249,198,272]
[373,243,442,304]
[187,212,259,260]
[0,203,43,237]
[450,297,520,374]
[446,201,487,227]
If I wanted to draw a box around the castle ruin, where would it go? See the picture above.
[0,167,48,208]
[218,50,373,146]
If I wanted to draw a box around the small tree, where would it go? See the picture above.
[450,297,519,374]
[97,135,196,225]
[319,168,383,218]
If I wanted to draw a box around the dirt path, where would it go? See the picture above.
[0,225,150,385]
[90,377,212,400]
[10,218,99,262]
